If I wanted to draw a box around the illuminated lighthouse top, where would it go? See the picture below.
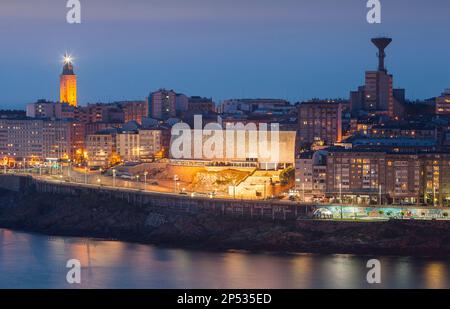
[62,53,75,75]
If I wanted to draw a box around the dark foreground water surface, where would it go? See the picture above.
[1,229,449,289]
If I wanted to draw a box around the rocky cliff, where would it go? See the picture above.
[1,188,450,257]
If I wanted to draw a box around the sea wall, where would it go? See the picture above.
[0,175,33,192]
[0,175,313,221]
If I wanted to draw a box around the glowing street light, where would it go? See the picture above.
[112,169,116,188]
[144,171,148,190]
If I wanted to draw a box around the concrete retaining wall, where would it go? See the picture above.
[0,175,33,192]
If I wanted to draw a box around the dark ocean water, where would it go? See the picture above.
[1,229,449,289]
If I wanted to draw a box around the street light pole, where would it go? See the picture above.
[84,166,88,185]
[68,161,71,180]
[144,171,148,191]
[112,169,116,188]
[379,184,382,206]
[433,186,436,207]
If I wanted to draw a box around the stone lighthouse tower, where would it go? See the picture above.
[60,54,77,107]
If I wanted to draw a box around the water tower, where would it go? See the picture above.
[371,37,392,72]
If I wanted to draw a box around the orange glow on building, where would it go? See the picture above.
[60,54,77,107]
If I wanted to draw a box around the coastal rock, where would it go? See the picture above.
[2,188,450,257]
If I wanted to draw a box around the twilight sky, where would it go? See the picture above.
[0,0,449,108]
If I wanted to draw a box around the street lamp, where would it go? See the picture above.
[84,166,88,185]
[379,184,382,206]
[112,169,116,188]
[67,160,71,180]
[144,171,148,190]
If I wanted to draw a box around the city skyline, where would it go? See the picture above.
[0,0,449,108]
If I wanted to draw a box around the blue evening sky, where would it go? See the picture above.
[0,0,449,108]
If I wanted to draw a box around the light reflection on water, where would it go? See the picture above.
[0,229,449,289]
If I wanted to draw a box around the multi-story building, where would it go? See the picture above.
[218,99,289,114]
[420,153,450,206]
[385,153,421,205]
[86,130,116,167]
[175,93,189,113]
[325,149,450,206]
[0,118,84,163]
[68,121,85,159]
[149,89,177,119]
[336,136,437,152]
[117,101,148,124]
[0,118,43,162]
[297,100,343,146]
[369,123,438,140]
[88,104,109,123]
[295,151,327,202]
[138,126,170,160]
[85,122,123,137]
[187,96,215,114]
[116,130,140,162]
[326,149,386,204]
[26,100,75,119]
[42,120,73,160]
[436,89,450,115]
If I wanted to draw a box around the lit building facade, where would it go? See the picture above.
[325,149,450,206]
[297,100,343,146]
[170,128,296,170]
[0,118,83,163]
[116,130,140,162]
[326,149,386,204]
[138,127,170,160]
[295,151,327,202]
[436,89,450,115]
[420,153,450,206]
[0,119,43,162]
[86,132,115,167]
